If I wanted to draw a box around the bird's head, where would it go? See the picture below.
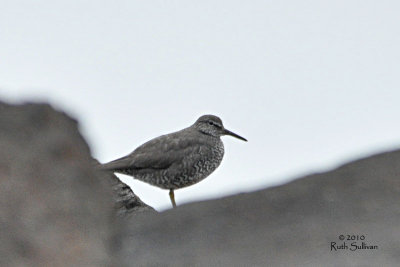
[193,114,247,141]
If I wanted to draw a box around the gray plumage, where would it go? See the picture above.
[100,114,247,207]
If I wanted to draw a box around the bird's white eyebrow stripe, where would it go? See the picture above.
[208,121,222,128]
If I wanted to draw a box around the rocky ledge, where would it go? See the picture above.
[1,101,399,266]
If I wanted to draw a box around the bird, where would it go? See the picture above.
[100,114,247,208]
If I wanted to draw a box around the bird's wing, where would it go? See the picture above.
[101,130,208,171]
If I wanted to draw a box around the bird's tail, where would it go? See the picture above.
[96,156,132,172]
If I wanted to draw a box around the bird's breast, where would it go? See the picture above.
[175,139,224,188]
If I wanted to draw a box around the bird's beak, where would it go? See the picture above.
[223,128,247,142]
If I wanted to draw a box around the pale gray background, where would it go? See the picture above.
[1,1,400,210]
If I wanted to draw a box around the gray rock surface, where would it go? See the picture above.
[92,159,155,215]
[0,102,113,266]
[117,150,400,266]
[108,172,155,216]
[0,102,135,266]
[1,100,400,266]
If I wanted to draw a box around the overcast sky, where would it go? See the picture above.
[1,1,400,210]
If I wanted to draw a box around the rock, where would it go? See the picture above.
[0,101,119,266]
[108,171,156,216]
[117,150,400,266]
[91,159,156,215]
[2,100,400,266]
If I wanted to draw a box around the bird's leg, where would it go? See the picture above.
[169,189,177,208]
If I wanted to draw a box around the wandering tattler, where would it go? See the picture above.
[100,114,247,208]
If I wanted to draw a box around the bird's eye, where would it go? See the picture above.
[208,121,214,126]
